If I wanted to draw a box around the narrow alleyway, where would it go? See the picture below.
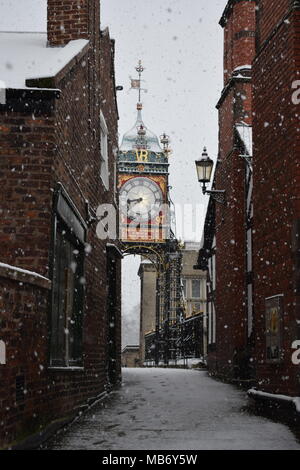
[45,369,300,450]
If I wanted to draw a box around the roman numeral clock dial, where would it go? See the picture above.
[120,177,163,223]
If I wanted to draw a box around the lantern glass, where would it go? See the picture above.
[195,156,214,184]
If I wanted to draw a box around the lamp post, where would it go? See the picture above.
[195,147,226,204]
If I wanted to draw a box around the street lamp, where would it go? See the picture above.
[195,147,226,204]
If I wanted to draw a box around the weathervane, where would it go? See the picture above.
[130,60,147,105]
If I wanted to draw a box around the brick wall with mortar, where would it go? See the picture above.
[0,275,52,446]
[252,0,300,395]
[0,92,56,275]
[0,0,121,448]
[47,0,100,47]
[208,0,256,379]
[221,0,257,84]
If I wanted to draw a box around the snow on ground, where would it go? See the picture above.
[46,368,300,450]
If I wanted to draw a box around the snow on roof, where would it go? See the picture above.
[236,123,253,157]
[0,32,89,89]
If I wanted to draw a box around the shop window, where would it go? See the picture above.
[50,186,86,368]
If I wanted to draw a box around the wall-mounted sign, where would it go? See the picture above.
[265,295,283,362]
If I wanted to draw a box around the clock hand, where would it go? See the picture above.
[127,197,143,205]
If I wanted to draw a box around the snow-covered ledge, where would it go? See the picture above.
[0,262,51,290]
[248,388,300,414]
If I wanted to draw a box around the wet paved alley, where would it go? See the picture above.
[45,368,300,450]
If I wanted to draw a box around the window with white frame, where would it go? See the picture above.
[100,111,109,190]
[191,279,201,298]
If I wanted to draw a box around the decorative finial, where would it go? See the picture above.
[202,146,208,157]
[137,125,146,137]
[135,60,144,75]
[160,133,172,157]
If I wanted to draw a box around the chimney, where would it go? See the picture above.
[220,0,257,85]
[47,0,100,47]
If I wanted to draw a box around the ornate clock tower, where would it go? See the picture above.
[118,62,184,367]
[118,62,171,246]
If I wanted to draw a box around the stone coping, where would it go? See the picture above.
[0,263,51,291]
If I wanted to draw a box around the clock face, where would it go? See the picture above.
[120,177,164,222]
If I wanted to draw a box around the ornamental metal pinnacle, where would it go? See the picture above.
[135,60,144,75]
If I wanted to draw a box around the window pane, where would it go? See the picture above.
[192,280,200,298]
[50,229,69,365]
[69,249,84,362]
[50,220,84,367]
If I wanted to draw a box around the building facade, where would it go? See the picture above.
[121,345,140,368]
[182,242,206,318]
[251,0,300,396]
[0,0,121,449]
[197,0,256,381]
[198,0,300,403]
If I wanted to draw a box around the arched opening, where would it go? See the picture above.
[121,246,163,369]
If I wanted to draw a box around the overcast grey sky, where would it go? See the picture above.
[0,0,228,343]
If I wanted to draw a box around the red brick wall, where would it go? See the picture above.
[51,46,111,403]
[257,0,290,46]
[209,0,256,379]
[223,0,256,84]
[47,0,100,47]
[0,106,55,276]
[0,276,51,445]
[0,23,121,448]
[214,147,247,377]
[252,3,300,394]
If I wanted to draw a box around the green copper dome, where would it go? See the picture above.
[120,106,163,153]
